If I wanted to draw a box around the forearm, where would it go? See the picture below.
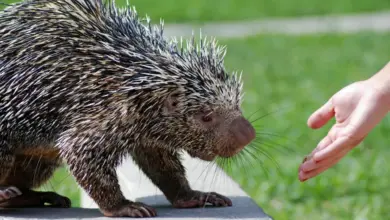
[370,61,390,83]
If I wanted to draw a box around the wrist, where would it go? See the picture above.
[366,61,390,110]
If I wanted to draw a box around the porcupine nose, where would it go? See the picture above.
[230,116,256,150]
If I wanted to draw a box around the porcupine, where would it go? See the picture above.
[0,0,256,217]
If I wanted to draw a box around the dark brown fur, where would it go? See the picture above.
[0,152,70,208]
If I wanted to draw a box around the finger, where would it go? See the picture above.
[300,135,332,166]
[299,155,344,181]
[314,135,333,152]
[300,145,351,173]
[307,99,335,129]
[312,135,354,162]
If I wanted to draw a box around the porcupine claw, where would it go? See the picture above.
[0,186,22,203]
[172,190,232,208]
[102,201,157,217]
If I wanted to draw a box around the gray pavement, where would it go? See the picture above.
[162,11,390,39]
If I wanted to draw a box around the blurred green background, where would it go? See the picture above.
[2,0,390,219]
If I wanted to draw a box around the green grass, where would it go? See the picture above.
[2,0,390,23]
[217,32,390,220]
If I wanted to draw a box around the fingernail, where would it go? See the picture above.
[298,171,305,180]
[301,158,318,172]
[298,172,308,181]
[299,163,308,172]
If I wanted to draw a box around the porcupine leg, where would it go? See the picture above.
[131,147,232,208]
[60,135,157,218]
[0,139,17,202]
[0,139,15,181]
[0,155,71,208]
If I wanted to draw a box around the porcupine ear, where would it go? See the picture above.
[162,90,181,114]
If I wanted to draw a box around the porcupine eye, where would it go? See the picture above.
[202,113,212,122]
[200,110,215,125]
[194,110,217,129]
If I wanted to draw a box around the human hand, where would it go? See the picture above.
[299,63,390,182]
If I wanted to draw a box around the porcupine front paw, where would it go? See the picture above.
[102,201,157,218]
[172,190,232,208]
[0,188,71,208]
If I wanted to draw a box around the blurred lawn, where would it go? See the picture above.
[2,0,390,23]
[220,32,390,220]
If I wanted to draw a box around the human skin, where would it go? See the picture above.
[299,62,390,181]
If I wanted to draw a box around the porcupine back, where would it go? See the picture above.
[0,0,242,155]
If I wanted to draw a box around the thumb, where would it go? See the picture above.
[308,99,335,129]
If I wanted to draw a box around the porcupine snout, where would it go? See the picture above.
[228,116,256,155]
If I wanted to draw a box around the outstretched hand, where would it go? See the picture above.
[299,63,390,181]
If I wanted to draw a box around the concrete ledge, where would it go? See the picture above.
[0,195,271,219]
[0,153,272,219]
